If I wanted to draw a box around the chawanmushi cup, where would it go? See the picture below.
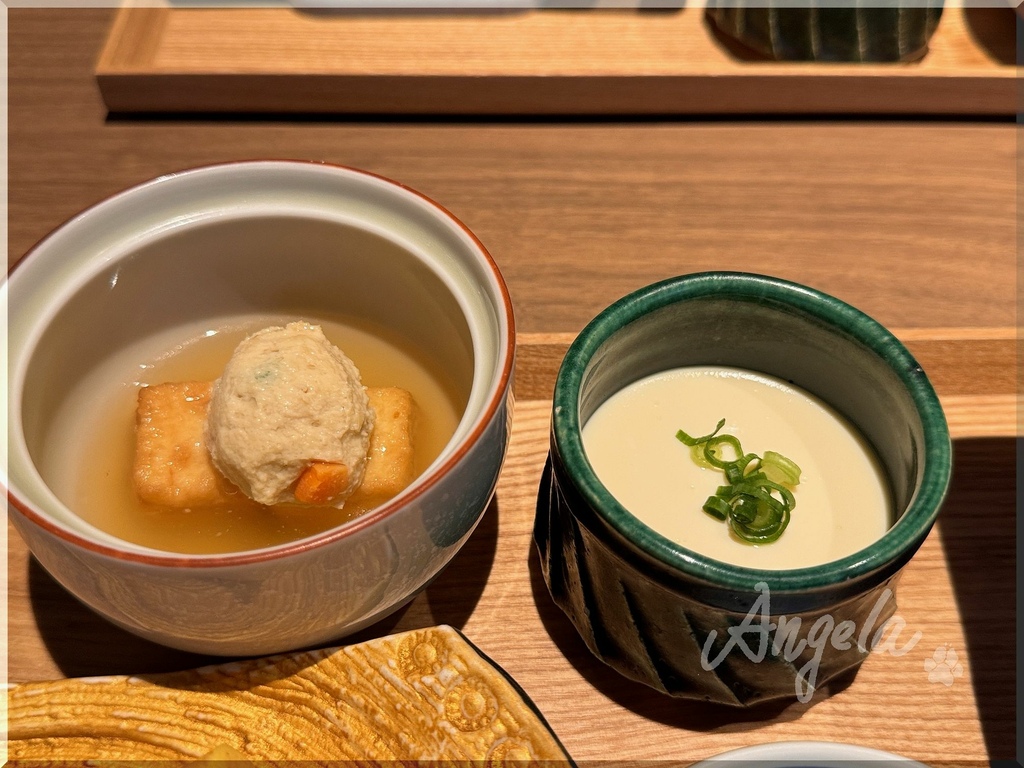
[534,272,951,706]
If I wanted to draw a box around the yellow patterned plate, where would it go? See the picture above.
[6,625,572,764]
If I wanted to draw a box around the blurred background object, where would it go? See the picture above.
[706,2,944,62]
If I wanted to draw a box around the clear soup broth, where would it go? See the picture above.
[40,315,464,554]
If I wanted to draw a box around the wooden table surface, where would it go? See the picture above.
[5,8,1017,767]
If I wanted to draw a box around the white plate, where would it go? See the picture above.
[694,740,930,767]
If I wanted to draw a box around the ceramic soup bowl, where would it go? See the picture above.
[535,272,950,706]
[3,160,515,656]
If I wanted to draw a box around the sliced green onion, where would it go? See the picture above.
[703,435,742,468]
[725,453,758,484]
[760,479,796,511]
[762,450,802,486]
[676,418,726,447]
[690,443,716,469]
[702,496,731,520]
[742,497,784,532]
[676,419,802,545]
[730,506,791,544]
[729,495,760,525]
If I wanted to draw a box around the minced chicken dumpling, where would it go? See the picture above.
[205,322,375,507]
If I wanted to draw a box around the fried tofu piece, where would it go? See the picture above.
[133,381,242,507]
[353,387,418,505]
[133,383,416,508]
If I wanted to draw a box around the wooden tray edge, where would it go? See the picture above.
[94,6,1018,115]
[513,327,1018,402]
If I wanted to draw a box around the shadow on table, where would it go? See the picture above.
[937,436,1017,761]
[26,492,500,679]
[27,555,223,678]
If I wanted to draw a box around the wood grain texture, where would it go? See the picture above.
[94,5,1018,115]
[4,9,1018,765]
[514,328,1018,401]
[7,13,1017,334]
[5,399,1015,764]
[5,333,1017,765]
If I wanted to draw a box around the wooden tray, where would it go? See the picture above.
[6,328,1017,764]
[95,4,1018,115]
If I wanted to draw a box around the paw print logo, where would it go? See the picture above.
[924,644,964,686]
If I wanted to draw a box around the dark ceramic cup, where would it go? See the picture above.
[534,272,951,706]
[706,3,944,62]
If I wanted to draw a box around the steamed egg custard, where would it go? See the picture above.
[581,366,892,569]
[43,317,461,554]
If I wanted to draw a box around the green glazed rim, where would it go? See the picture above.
[552,272,952,593]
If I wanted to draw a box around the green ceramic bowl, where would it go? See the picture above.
[534,272,951,706]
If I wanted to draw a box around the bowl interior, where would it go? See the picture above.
[555,273,950,591]
[22,215,475,475]
[6,163,508,553]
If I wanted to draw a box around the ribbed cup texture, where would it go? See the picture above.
[707,3,943,62]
